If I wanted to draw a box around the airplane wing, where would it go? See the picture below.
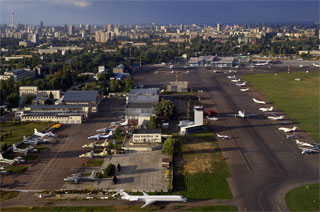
[141,200,157,208]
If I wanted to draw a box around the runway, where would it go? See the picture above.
[133,65,319,211]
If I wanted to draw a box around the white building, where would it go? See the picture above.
[132,129,162,144]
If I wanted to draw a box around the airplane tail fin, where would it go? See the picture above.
[90,170,96,178]
[270,107,273,110]
[12,144,17,151]
[34,128,38,134]
[108,131,113,137]
[293,127,297,131]
[0,153,3,160]
[23,136,27,142]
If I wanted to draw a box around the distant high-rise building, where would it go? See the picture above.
[266,27,272,33]
[95,31,107,43]
[107,24,113,32]
[12,9,15,26]
[85,24,91,33]
[68,25,73,35]
[114,26,119,36]
[31,34,39,44]
[40,21,43,28]
[217,23,222,32]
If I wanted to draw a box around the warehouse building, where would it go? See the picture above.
[61,91,101,113]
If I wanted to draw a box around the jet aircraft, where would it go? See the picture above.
[113,189,187,208]
[64,170,97,184]
[267,115,284,120]
[0,154,25,165]
[278,127,297,133]
[216,134,232,139]
[296,140,314,148]
[34,129,56,138]
[259,107,273,112]
[12,144,39,155]
[88,131,112,140]
[236,81,247,87]
[23,136,48,145]
[252,98,266,105]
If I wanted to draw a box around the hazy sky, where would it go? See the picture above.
[0,0,319,25]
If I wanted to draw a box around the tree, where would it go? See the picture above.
[117,163,121,171]
[24,95,36,105]
[155,98,176,120]
[49,92,54,99]
[6,93,19,108]
[148,116,157,129]
[114,126,121,138]
[163,138,180,156]
[105,164,116,176]
[124,76,134,92]
[112,175,117,184]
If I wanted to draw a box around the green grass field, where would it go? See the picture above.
[0,191,19,201]
[85,159,104,167]
[1,205,161,212]
[182,205,238,212]
[5,165,28,173]
[175,132,232,199]
[285,184,319,212]
[0,121,53,146]
[242,71,319,142]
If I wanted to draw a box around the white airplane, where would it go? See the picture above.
[34,129,56,138]
[119,119,128,126]
[240,88,249,92]
[96,140,110,148]
[0,154,25,165]
[0,166,8,175]
[79,151,95,159]
[296,140,314,148]
[233,110,256,118]
[231,79,240,83]
[64,170,97,184]
[252,98,266,105]
[286,133,298,139]
[96,126,116,133]
[236,81,247,87]
[169,65,174,69]
[12,144,39,155]
[299,147,319,155]
[267,115,284,121]
[227,75,236,79]
[206,116,219,121]
[82,142,97,149]
[216,133,232,139]
[313,63,320,67]
[88,131,112,140]
[254,61,269,66]
[23,136,48,145]
[278,126,297,133]
[259,107,273,112]
[93,148,108,157]
[113,189,187,208]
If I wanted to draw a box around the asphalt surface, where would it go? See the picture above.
[132,65,319,211]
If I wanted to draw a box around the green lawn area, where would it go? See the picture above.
[5,165,28,173]
[242,71,319,142]
[0,121,53,146]
[182,205,238,212]
[175,132,232,199]
[1,205,161,212]
[285,184,319,212]
[0,191,19,201]
[85,159,104,167]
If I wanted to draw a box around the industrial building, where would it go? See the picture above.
[132,129,162,143]
[19,86,61,99]
[188,56,235,67]
[0,69,35,81]
[113,64,125,73]
[167,81,188,93]
[126,88,159,105]
[125,103,155,125]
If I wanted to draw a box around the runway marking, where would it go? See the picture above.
[277,205,282,212]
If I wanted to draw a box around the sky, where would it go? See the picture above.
[0,0,319,25]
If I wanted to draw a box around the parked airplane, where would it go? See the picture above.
[64,170,97,184]
[94,148,108,157]
[236,81,247,87]
[233,110,256,118]
[231,79,240,83]
[259,107,273,112]
[23,136,48,145]
[88,131,112,140]
[267,115,284,120]
[206,116,219,121]
[227,75,236,79]
[296,140,314,148]
[278,127,297,133]
[96,126,116,133]
[34,129,56,138]
[96,140,110,148]
[313,63,320,67]
[254,61,269,66]
[240,88,249,92]
[82,142,97,149]
[299,147,319,155]
[0,154,25,165]
[0,166,8,175]
[216,133,232,139]
[286,133,298,139]
[252,98,266,105]
[113,189,187,208]
[79,151,95,159]
[169,65,174,69]
[12,144,39,155]
[119,119,129,126]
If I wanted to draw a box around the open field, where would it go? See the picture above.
[285,184,319,212]
[174,132,232,199]
[0,121,53,146]
[1,205,161,212]
[0,191,19,201]
[242,71,319,141]
[182,205,238,212]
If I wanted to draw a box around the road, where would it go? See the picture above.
[132,65,319,211]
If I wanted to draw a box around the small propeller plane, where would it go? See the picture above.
[34,129,57,138]
[88,131,112,140]
[64,170,97,184]
[252,98,266,105]
[0,154,25,165]
[296,140,315,148]
[216,133,232,139]
[23,136,49,145]
[12,144,39,155]
[278,127,297,133]
[267,115,284,120]
[259,107,273,112]
[236,81,247,87]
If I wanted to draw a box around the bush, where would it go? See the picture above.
[105,164,116,176]
[163,138,180,156]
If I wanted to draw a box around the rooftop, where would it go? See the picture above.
[62,91,99,102]
[126,103,155,108]
[128,88,159,95]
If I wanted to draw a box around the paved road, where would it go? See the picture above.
[133,66,319,211]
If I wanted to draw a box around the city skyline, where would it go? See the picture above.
[1,0,319,25]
